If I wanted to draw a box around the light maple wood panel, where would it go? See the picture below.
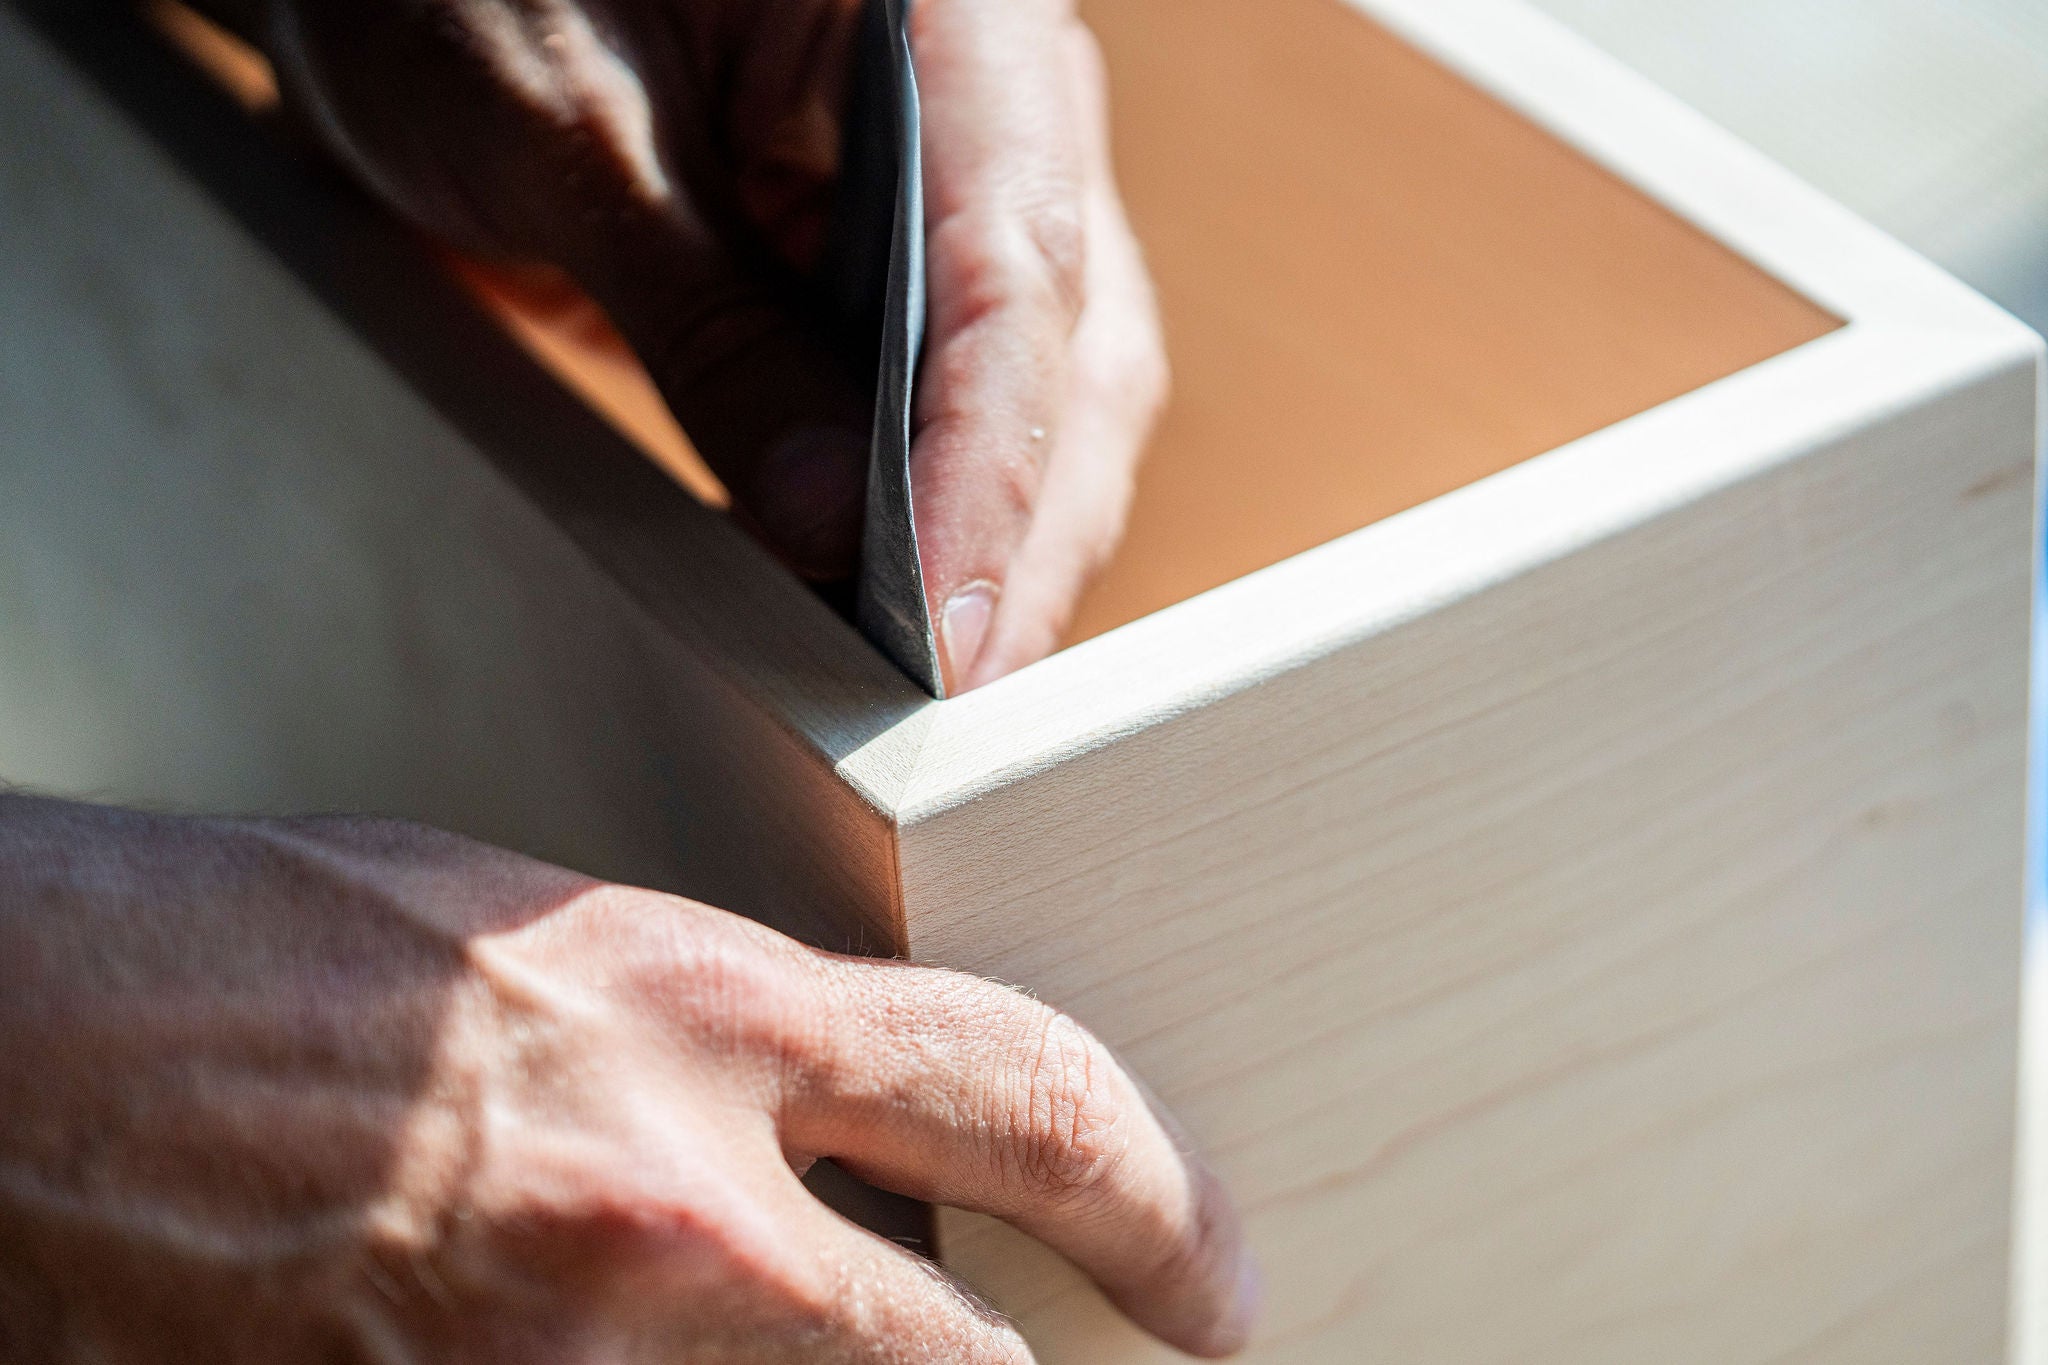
[915,357,2034,1362]
[3,0,2036,1360]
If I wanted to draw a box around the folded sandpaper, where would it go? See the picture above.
[825,0,941,696]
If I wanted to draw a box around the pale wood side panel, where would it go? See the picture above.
[905,361,2036,1362]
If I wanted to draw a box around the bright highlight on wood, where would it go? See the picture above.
[0,0,2035,1360]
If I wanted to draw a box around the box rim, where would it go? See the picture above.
[852,0,2047,823]
[22,0,2038,833]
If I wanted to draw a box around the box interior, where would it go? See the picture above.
[149,0,1840,656]
[1064,0,1839,643]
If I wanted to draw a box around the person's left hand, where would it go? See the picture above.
[249,0,1166,692]
[0,795,1257,1360]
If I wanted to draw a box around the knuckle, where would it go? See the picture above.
[1007,1009,1130,1203]
[731,1237,841,1334]
[1077,504,1130,586]
[568,1182,816,1307]
[1077,323,1168,469]
[1018,199,1088,325]
[600,895,803,1043]
[903,362,1047,525]
[1064,16,1108,87]
[931,199,1088,337]
[989,444,1048,523]
[665,936,784,1038]
[1128,332,1172,421]
[1085,255,1169,417]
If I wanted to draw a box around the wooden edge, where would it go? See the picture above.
[2011,333,2048,1365]
[1351,0,2026,339]
[6,0,934,812]
[876,0,2048,823]
[896,321,2044,822]
[20,0,2036,840]
[2021,925,2048,1362]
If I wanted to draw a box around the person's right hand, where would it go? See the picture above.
[0,795,1256,1361]
[243,0,1168,694]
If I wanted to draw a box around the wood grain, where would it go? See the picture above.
[912,354,2035,1362]
[2,0,2035,1360]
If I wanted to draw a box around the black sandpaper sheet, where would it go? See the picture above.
[827,0,940,696]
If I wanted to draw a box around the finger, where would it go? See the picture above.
[966,23,1167,681]
[419,1110,1028,1363]
[907,0,1090,691]
[779,957,1258,1359]
[747,1163,1037,1365]
[572,214,872,583]
[273,1,871,581]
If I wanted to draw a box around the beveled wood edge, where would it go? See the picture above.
[2020,926,2048,1359]
[895,320,2043,823]
[1356,0,2028,339]
[20,0,2038,840]
[883,0,2047,822]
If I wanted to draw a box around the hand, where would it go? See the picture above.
[0,796,1255,1360]
[246,0,1166,693]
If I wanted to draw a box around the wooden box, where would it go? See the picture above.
[1,0,2039,1359]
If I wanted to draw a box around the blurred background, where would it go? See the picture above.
[1527,0,2048,336]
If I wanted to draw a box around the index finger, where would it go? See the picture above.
[778,954,1259,1359]
[908,0,1090,692]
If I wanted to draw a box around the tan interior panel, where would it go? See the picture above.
[1062,0,1841,644]
[149,0,1842,659]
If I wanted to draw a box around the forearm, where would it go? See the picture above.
[0,798,489,1360]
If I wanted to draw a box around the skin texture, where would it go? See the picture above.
[0,796,1256,1361]
[0,8,1223,1356]
[222,0,1167,694]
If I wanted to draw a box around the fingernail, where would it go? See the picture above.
[1218,1247,1266,1350]
[751,427,865,578]
[941,581,998,693]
